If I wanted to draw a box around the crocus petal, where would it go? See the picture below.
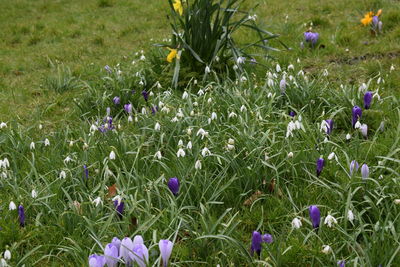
[159,239,174,267]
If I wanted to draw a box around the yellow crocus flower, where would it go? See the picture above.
[360,12,373,26]
[173,0,183,16]
[167,48,178,63]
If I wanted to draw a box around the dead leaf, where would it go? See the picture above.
[108,184,117,198]
[243,190,263,206]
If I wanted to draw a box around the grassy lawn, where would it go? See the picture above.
[0,0,400,266]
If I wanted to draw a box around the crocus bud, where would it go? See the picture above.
[251,231,262,256]
[159,239,174,267]
[360,124,368,138]
[120,237,134,265]
[142,90,149,102]
[124,104,132,114]
[325,119,333,135]
[289,111,296,117]
[262,234,273,244]
[364,91,373,109]
[18,205,25,227]
[316,158,325,177]
[361,164,369,179]
[114,200,124,218]
[309,205,321,230]
[83,165,89,179]
[89,254,106,267]
[113,96,120,105]
[280,79,286,94]
[350,160,359,176]
[111,237,121,250]
[104,243,119,267]
[167,177,180,196]
[132,243,149,267]
[352,106,362,128]
[337,260,346,267]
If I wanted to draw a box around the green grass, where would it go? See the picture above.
[1,0,400,266]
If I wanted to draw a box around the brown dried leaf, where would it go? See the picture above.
[108,184,117,198]
[243,190,263,206]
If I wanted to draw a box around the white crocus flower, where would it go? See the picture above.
[109,151,116,160]
[292,218,302,229]
[31,189,38,199]
[154,122,161,131]
[30,142,35,150]
[92,197,103,207]
[322,245,332,254]
[195,160,202,170]
[347,210,355,222]
[9,201,16,210]
[177,148,186,158]
[324,215,338,228]
[154,151,162,160]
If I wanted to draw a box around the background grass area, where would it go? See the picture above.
[1,0,399,124]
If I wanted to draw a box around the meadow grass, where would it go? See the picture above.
[1,0,400,266]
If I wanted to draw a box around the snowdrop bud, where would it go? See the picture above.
[287,152,294,158]
[205,66,211,73]
[177,148,186,158]
[69,140,74,147]
[109,151,116,160]
[322,245,332,254]
[31,189,38,198]
[30,142,35,150]
[9,201,17,210]
[276,64,281,72]
[292,218,302,229]
[187,128,192,135]
[211,112,217,120]
[346,133,351,140]
[328,152,336,161]
[347,210,354,222]
[195,160,202,170]
[154,151,162,160]
[128,115,133,122]
[154,122,161,131]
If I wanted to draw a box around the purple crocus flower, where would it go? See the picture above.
[316,158,325,177]
[151,105,159,115]
[251,231,262,256]
[361,164,369,180]
[124,103,132,114]
[309,205,321,230]
[18,205,25,227]
[113,200,124,218]
[104,243,119,267]
[83,165,89,179]
[89,254,106,267]
[111,237,121,251]
[338,260,346,267]
[280,79,286,94]
[159,239,174,267]
[372,16,379,27]
[104,65,112,74]
[289,111,296,117]
[250,58,257,64]
[106,107,111,116]
[350,160,359,176]
[167,177,180,196]
[364,91,373,109]
[352,106,362,128]
[325,119,333,135]
[304,32,319,47]
[132,243,149,267]
[262,234,273,244]
[113,96,120,105]
[119,237,134,265]
[142,90,149,102]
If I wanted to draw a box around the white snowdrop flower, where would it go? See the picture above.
[373,92,381,101]
[161,106,170,113]
[264,152,270,161]
[187,141,192,150]
[322,245,332,254]
[83,143,89,150]
[31,189,38,199]
[127,115,133,122]
[154,151,162,160]
[154,122,161,131]
[59,170,67,179]
[294,120,302,130]
[195,160,202,170]
[328,152,336,161]
[196,128,209,139]
[347,210,355,222]
[90,124,98,133]
[198,89,205,96]
[140,55,146,61]
[292,218,302,229]
[0,122,7,128]
[324,215,338,228]
[201,147,211,157]
[288,64,294,70]
[187,128,192,135]
[193,102,199,107]
[158,101,164,108]
[240,76,247,82]
[394,199,400,205]
[4,249,11,260]
[109,151,116,160]
[9,201,16,210]
[182,91,189,99]
[171,117,179,122]
[92,197,103,207]
[211,112,217,121]
[248,14,257,21]
[44,138,50,146]
[354,121,361,129]
[30,142,35,150]
[141,107,147,115]
[289,75,294,81]
[63,156,72,164]
[378,174,384,179]
[237,56,245,65]
[1,258,7,266]
[207,118,212,124]
[323,69,329,76]
[205,66,211,74]
[377,77,382,84]
[287,152,294,158]
[228,112,237,118]
[267,92,273,98]
[320,120,328,133]
[346,133,351,140]
[297,70,304,76]
[214,56,220,62]
[323,137,329,143]
[1,158,9,168]
[177,148,186,158]
[276,64,281,72]
[139,80,144,86]
[267,78,274,87]
[178,139,184,147]
[297,58,301,63]
[360,124,368,138]
[112,195,122,206]
[149,92,154,97]
[228,138,235,145]
[390,65,395,72]
[69,140,74,147]
[1,172,7,179]
[240,105,247,112]
[226,144,235,151]
[156,81,162,89]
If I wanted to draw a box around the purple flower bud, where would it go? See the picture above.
[352,106,362,128]
[316,158,325,177]
[106,107,111,116]
[113,96,120,105]
[167,177,180,196]
[111,237,121,250]
[84,165,89,179]
[350,160,359,176]
[114,200,124,218]
[250,58,257,64]
[18,205,25,227]
[289,111,296,117]
[104,243,119,267]
[361,164,369,179]
[104,65,112,74]
[159,239,174,267]
[309,205,321,229]
[364,91,373,109]
[124,104,132,114]
[142,90,149,102]
[89,254,106,267]
[151,105,159,115]
[280,79,286,94]
[338,260,346,267]
[304,32,319,47]
[262,234,273,244]
[372,16,379,27]
[120,237,134,265]
[325,119,333,135]
[251,231,262,256]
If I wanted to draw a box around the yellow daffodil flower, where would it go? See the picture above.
[173,0,183,16]
[167,48,178,63]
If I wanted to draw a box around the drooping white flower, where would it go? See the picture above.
[205,66,211,74]
[1,258,7,266]
[44,138,50,146]
[288,64,294,70]
[394,199,400,205]
[182,91,189,99]
[240,105,247,112]
[90,124,98,133]
[196,128,209,139]
[354,121,361,129]
[154,122,161,131]
[237,56,245,65]
[4,249,11,260]
[291,218,302,229]
[178,139,184,147]
[287,152,294,158]
[9,201,16,210]
[171,117,179,122]
[228,112,237,118]
[186,128,192,135]
[177,148,186,158]
[347,210,355,222]
[211,112,217,121]
[346,133,351,140]
[197,89,204,96]
[154,151,162,160]
[276,64,281,72]
[322,245,332,254]
[0,122,7,128]
[63,156,72,164]
[324,215,338,228]
[187,141,192,150]
[112,195,122,206]
[92,197,103,207]
[1,158,9,169]
[201,147,211,157]
[31,189,38,198]
[128,115,133,122]
[69,140,74,147]
[59,170,67,179]
[328,152,337,161]
[30,142,35,150]
[109,151,116,160]
[195,160,202,170]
